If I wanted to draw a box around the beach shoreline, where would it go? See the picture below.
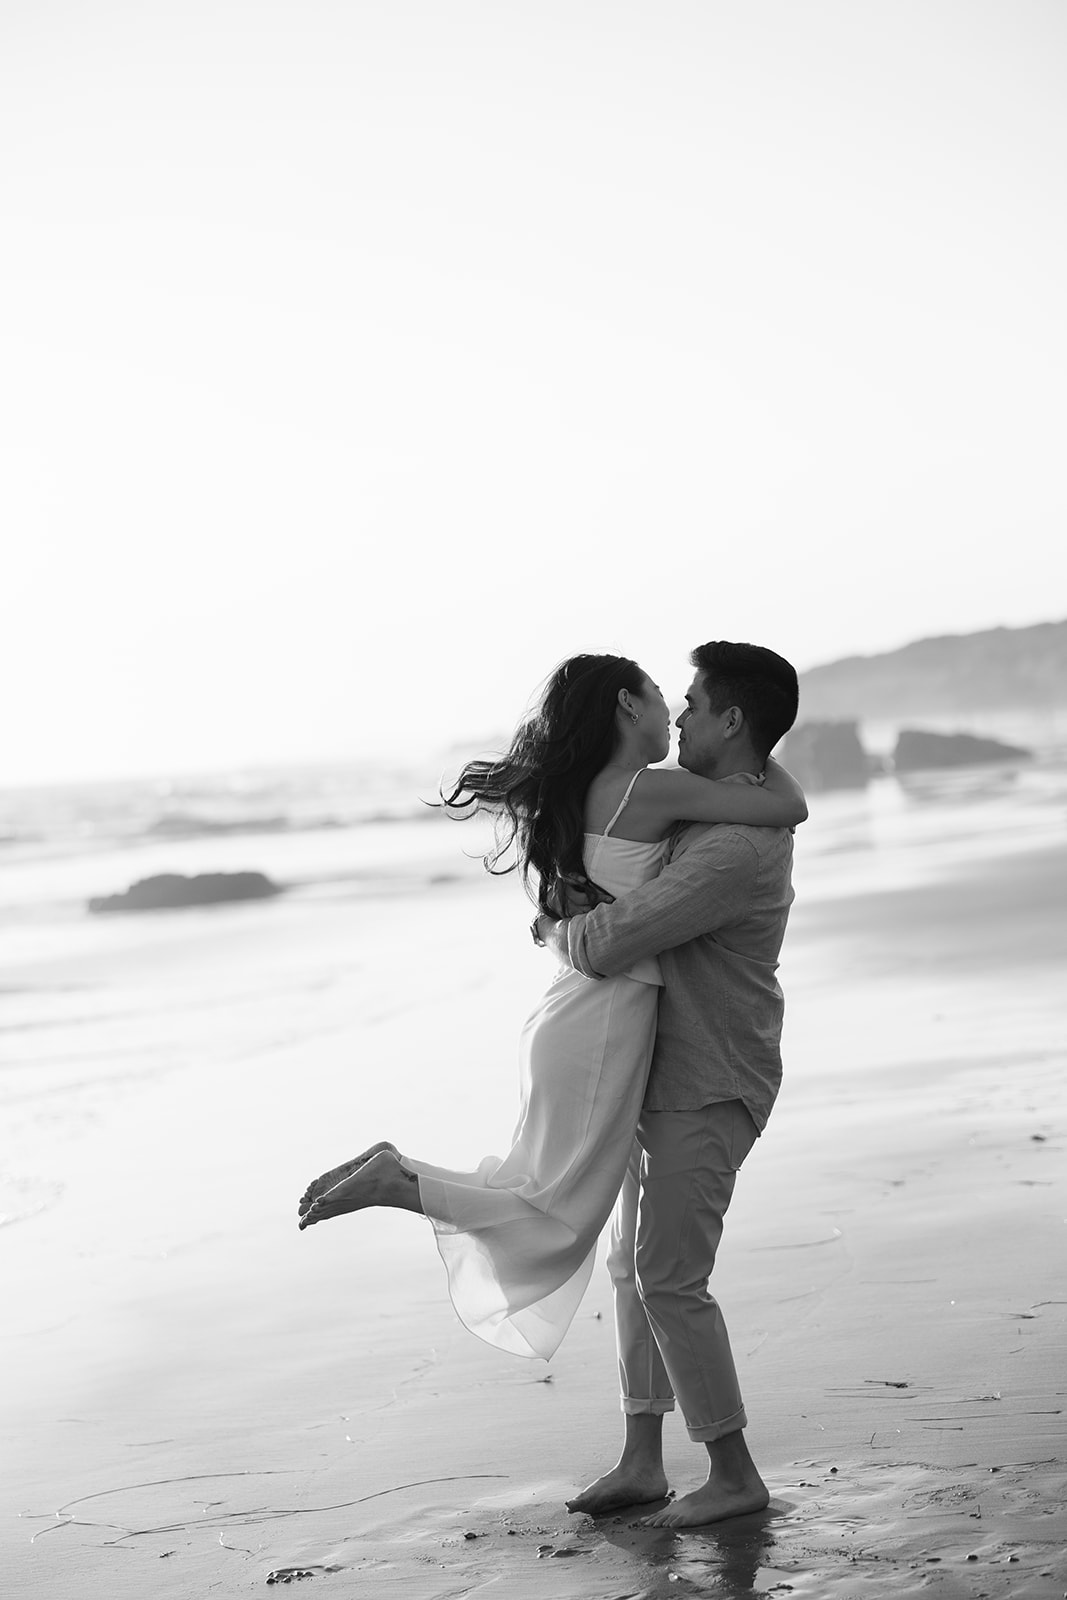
[4,791,1066,1597]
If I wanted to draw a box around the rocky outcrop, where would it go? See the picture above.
[892,729,1032,772]
[89,871,283,913]
[799,618,1067,721]
[779,721,871,790]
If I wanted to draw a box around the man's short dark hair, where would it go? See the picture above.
[690,640,799,761]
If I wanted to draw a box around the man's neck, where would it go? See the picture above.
[704,747,763,781]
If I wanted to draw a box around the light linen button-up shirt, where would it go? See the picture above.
[564,785,795,1132]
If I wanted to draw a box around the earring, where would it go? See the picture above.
[630,713,639,725]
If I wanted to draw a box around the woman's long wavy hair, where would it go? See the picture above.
[443,653,647,917]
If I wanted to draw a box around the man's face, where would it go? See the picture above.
[676,673,732,776]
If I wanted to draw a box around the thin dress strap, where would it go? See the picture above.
[602,770,644,838]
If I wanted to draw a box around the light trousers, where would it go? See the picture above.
[607,1098,758,1443]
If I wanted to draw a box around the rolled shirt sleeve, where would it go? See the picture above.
[565,831,760,979]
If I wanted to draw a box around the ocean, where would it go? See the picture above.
[4,745,1064,1238]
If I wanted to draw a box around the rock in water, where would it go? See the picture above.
[89,871,282,913]
[893,729,1032,772]
[779,721,871,790]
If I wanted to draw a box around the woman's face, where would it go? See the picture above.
[634,675,672,763]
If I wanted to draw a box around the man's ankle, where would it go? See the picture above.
[622,1413,666,1465]
[704,1428,760,1483]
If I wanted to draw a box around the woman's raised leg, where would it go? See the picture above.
[298,1148,422,1228]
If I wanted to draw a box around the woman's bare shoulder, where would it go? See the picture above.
[584,767,683,843]
[583,768,643,835]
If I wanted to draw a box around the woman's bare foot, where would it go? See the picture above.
[298,1149,421,1228]
[298,1141,397,1218]
[641,1475,769,1527]
[566,1462,670,1516]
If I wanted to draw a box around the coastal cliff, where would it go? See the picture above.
[797,618,1067,722]
[780,619,1061,787]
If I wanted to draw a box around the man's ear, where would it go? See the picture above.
[721,705,745,740]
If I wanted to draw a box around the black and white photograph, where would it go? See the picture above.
[3,3,1065,1595]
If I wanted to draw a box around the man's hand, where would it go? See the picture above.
[533,877,614,959]
[558,874,614,917]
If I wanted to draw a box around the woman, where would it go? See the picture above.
[298,654,806,1359]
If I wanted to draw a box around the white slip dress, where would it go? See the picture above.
[405,772,668,1360]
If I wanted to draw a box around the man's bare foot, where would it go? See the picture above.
[641,1475,769,1528]
[566,1463,670,1517]
[298,1141,397,1218]
[298,1148,421,1229]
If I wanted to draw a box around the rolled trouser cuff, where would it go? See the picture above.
[621,1396,676,1415]
[685,1405,747,1443]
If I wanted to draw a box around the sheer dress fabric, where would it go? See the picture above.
[405,814,667,1359]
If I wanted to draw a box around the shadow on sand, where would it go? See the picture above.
[586,1496,791,1597]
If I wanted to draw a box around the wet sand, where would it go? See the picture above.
[5,809,1066,1598]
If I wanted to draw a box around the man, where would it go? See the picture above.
[539,639,799,1527]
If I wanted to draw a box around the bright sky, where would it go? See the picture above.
[2,1,1064,783]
